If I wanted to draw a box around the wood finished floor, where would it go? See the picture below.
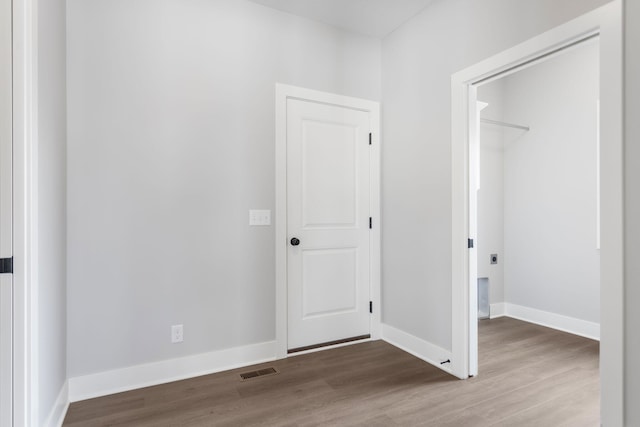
[63,318,599,426]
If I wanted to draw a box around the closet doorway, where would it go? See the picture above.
[475,37,600,334]
[450,11,623,423]
[466,35,602,377]
[474,36,601,360]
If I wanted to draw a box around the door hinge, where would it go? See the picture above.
[0,257,13,274]
[369,301,373,313]
[369,217,372,229]
[369,133,372,145]
[468,238,474,249]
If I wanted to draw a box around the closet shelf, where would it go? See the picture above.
[480,118,530,131]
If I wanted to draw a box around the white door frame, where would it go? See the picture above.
[466,97,487,378]
[11,0,39,425]
[275,84,381,359]
[0,0,13,423]
[451,2,623,425]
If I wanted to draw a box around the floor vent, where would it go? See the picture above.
[239,367,279,381]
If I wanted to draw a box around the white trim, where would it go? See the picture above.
[68,341,277,403]
[381,324,452,375]
[274,84,287,359]
[503,303,600,341]
[12,0,39,425]
[467,86,479,377]
[489,303,505,319]
[368,100,382,341]
[596,99,601,250]
[0,0,12,260]
[0,0,13,423]
[486,302,599,339]
[43,381,68,427]
[451,4,623,423]
[275,83,381,359]
[597,3,625,425]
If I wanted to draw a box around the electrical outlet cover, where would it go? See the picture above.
[171,324,183,343]
[249,210,271,226]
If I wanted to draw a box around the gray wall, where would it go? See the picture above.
[66,0,381,377]
[624,0,640,424]
[37,0,67,423]
[501,42,600,323]
[380,0,611,350]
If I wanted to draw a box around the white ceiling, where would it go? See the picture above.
[247,0,437,38]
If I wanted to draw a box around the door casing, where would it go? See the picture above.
[275,83,381,359]
[0,0,13,423]
[11,0,39,424]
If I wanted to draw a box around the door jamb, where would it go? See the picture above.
[0,0,13,423]
[12,0,39,424]
[275,83,381,359]
[451,2,623,424]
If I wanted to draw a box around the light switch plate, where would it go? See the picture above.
[249,210,271,226]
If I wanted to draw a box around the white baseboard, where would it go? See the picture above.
[503,303,600,341]
[381,324,453,374]
[489,302,506,319]
[68,341,277,402]
[44,380,69,427]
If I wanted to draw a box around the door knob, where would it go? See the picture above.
[290,237,300,246]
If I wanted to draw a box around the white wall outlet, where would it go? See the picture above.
[249,209,271,226]
[171,324,183,343]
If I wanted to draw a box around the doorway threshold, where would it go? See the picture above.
[288,335,371,354]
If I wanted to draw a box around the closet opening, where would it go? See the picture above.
[470,35,601,374]
[451,12,624,425]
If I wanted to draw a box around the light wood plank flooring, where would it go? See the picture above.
[63,318,599,426]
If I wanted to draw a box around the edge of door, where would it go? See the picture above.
[275,83,381,359]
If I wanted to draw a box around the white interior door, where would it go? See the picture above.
[0,0,13,423]
[286,98,371,351]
